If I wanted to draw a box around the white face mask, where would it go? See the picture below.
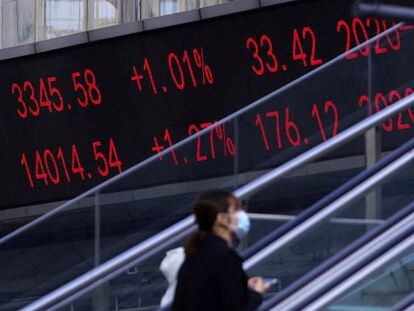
[220,210,251,240]
[234,210,251,239]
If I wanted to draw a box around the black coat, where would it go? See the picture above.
[172,233,262,311]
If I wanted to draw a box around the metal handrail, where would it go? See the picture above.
[241,136,414,261]
[391,282,414,310]
[277,205,414,310]
[0,22,402,247]
[22,92,414,311]
[49,137,414,311]
[256,137,414,308]
[245,142,414,271]
[261,149,414,310]
[304,222,414,311]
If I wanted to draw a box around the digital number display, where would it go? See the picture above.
[1,0,413,209]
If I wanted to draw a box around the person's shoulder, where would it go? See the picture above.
[208,241,242,268]
[218,246,242,263]
[202,235,237,256]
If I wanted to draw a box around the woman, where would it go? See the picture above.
[172,190,267,311]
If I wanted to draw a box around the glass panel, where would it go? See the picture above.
[36,0,86,41]
[370,24,414,152]
[54,150,414,311]
[0,0,236,46]
[140,0,231,19]
[88,0,119,30]
[247,160,414,303]
[1,0,34,48]
[329,245,414,310]
[119,0,139,24]
[55,217,288,311]
[0,195,96,311]
[50,159,411,311]
[200,0,228,8]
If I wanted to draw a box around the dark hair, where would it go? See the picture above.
[184,190,239,256]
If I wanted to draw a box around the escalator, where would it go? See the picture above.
[307,211,414,311]
[1,14,414,311]
[42,127,414,311]
[259,159,414,310]
[252,137,414,310]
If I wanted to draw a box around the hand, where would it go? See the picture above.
[248,277,269,294]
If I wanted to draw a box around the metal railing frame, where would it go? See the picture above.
[246,144,414,270]
[304,224,414,311]
[44,126,414,311]
[261,149,414,310]
[257,138,414,309]
[391,281,414,310]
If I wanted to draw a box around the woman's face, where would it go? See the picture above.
[218,199,240,229]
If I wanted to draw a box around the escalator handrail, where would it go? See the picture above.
[296,211,414,311]
[244,139,414,272]
[0,22,402,248]
[241,134,414,261]
[46,138,414,311]
[23,94,414,311]
[48,225,196,311]
[391,284,414,310]
[244,136,414,305]
[260,164,414,309]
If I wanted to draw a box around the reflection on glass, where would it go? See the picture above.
[55,217,288,311]
[0,0,234,47]
[119,0,138,24]
[38,0,86,40]
[330,247,414,310]
[200,0,228,8]
[88,0,119,30]
[160,0,178,16]
[1,0,34,48]
[141,0,230,19]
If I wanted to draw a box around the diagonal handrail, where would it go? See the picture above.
[0,21,403,248]
[49,129,414,311]
[252,139,414,308]
[391,281,414,310]
[302,216,414,311]
[259,144,414,309]
[263,202,414,310]
[244,141,414,272]
[22,88,414,311]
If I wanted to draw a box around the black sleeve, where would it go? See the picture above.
[216,252,262,311]
[247,289,263,311]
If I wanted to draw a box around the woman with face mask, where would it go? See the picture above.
[172,190,268,311]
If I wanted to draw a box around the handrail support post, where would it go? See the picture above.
[365,126,382,223]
